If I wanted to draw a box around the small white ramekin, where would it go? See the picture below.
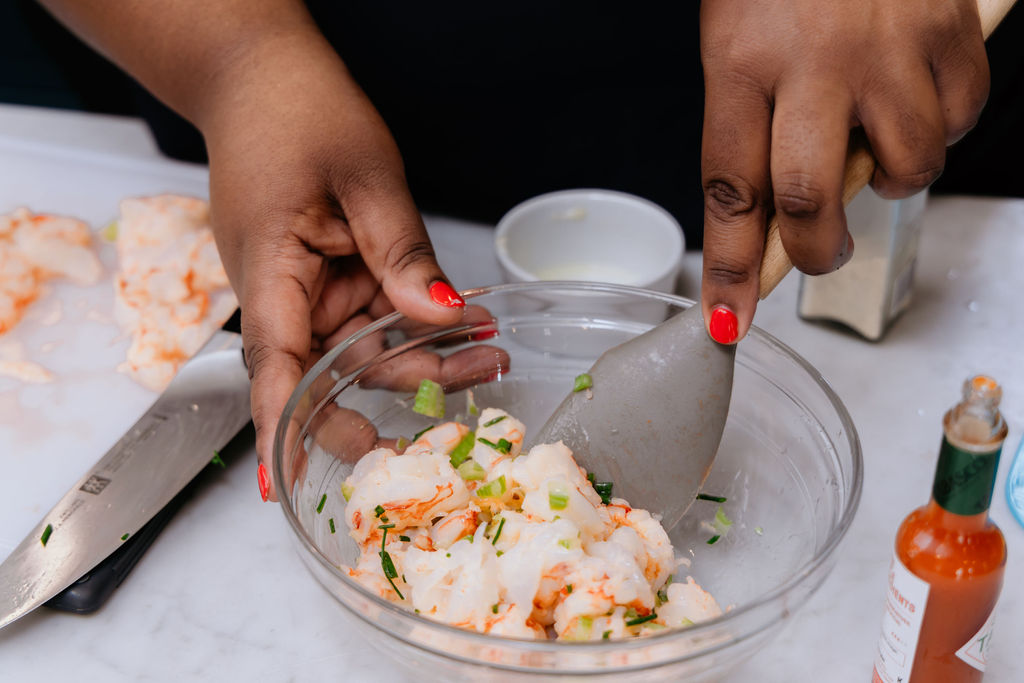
[494,189,685,293]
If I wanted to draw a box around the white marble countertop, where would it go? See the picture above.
[0,104,1021,682]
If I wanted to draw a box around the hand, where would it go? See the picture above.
[200,32,467,501]
[698,0,989,343]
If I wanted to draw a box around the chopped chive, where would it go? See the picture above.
[656,588,668,604]
[414,609,420,614]
[341,482,354,502]
[491,517,506,545]
[625,613,658,627]
[462,534,474,544]
[696,493,727,503]
[412,378,445,418]
[413,425,435,441]
[593,481,613,505]
[475,475,507,499]
[399,535,411,542]
[40,524,52,546]
[121,533,130,541]
[602,630,612,640]
[707,534,721,545]
[587,472,595,484]
[565,584,573,594]
[446,553,451,558]
[374,504,386,518]
[573,373,593,392]
[210,450,226,469]
[477,437,511,455]
[449,431,477,467]
[378,526,405,600]
[482,415,507,428]
[492,603,500,614]
[558,539,571,549]
[379,523,396,530]
[457,460,486,481]
[329,518,336,534]
[316,494,327,513]
[496,550,504,557]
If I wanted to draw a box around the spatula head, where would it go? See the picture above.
[533,304,735,530]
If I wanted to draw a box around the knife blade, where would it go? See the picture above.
[0,327,250,630]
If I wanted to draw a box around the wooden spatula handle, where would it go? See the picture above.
[757,0,1018,299]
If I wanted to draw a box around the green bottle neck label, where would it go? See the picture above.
[932,437,1002,515]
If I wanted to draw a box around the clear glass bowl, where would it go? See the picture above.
[274,282,862,681]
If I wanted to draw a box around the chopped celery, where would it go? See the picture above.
[413,379,445,418]
[476,475,507,499]
[573,373,593,392]
[457,460,486,481]
[341,482,354,502]
[449,431,477,467]
[549,483,570,510]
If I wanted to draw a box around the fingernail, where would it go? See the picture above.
[429,281,465,308]
[708,305,739,345]
[469,329,499,342]
[257,462,269,502]
[834,233,855,270]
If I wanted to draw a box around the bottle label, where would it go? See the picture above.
[932,438,1001,515]
[955,608,997,671]
[872,552,930,683]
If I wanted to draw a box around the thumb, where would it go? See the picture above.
[241,257,316,503]
[340,175,466,324]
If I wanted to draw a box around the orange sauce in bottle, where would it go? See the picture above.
[872,376,1008,683]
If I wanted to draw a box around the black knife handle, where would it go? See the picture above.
[45,480,193,614]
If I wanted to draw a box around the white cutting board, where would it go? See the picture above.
[0,137,210,558]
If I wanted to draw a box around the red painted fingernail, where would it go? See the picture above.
[469,329,499,342]
[708,305,739,345]
[429,281,465,308]
[257,462,270,502]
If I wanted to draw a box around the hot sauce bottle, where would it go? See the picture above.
[872,375,1008,683]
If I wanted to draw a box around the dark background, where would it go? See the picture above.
[2,1,1020,248]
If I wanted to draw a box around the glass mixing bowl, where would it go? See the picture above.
[274,282,862,681]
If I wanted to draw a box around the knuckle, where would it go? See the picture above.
[383,236,438,277]
[703,176,762,224]
[774,174,827,221]
[704,257,754,289]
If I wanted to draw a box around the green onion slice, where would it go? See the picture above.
[413,379,445,418]
[491,517,506,545]
[121,533,129,541]
[210,450,226,469]
[449,431,476,468]
[625,613,658,627]
[399,535,411,542]
[482,415,507,428]
[374,504,386,518]
[491,603,500,614]
[329,518,336,534]
[341,482,354,502]
[707,534,721,545]
[696,493,727,503]
[316,494,327,513]
[477,437,511,455]
[593,481,613,505]
[549,483,570,510]
[40,523,53,546]
[573,373,593,392]
[412,425,435,442]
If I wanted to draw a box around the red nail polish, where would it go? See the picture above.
[708,305,739,345]
[429,281,465,308]
[257,462,270,502]
[469,329,499,342]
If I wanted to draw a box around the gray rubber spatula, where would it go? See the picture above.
[533,0,1017,532]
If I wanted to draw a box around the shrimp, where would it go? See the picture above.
[470,408,526,470]
[403,421,470,456]
[0,208,101,336]
[111,195,237,391]
[657,576,723,627]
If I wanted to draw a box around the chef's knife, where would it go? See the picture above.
[0,319,251,631]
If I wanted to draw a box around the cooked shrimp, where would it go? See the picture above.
[111,195,237,391]
[404,421,470,456]
[0,208,101,336]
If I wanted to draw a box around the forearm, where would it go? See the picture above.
[36,0,339,131]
